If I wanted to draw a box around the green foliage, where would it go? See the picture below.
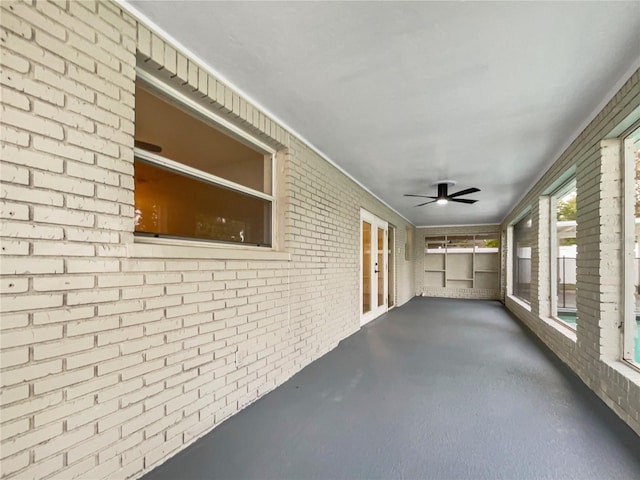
[483,239,500,248]
[557,196,576,221]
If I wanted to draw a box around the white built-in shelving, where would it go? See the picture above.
[424,234,500,290]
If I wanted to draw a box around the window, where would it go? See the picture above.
[134,77,274,246]
[624,126,640,366]
[551,178,577,328]
[512,213,533,303]
[474,234,500,253]
[446,236,475,253]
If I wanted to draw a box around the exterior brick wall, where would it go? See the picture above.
[1,1,638,478]
[501,69,640,435]
[0,2,416,479]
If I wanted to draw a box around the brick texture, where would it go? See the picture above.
[0,1,415,479]
[501,69,640,435]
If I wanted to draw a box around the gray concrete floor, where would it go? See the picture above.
[143,298,640,480]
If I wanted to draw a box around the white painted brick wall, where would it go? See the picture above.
[0,2,416,479]
[501,69,640,435]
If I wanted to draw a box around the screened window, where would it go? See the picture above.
[474,234,500,253]
[512,213,533,303]
[446,236,475,253]
[134,80,273,246]
[551,179,577,328]
[623,126,640,366]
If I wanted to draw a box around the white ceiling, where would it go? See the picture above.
[126,1,640,226]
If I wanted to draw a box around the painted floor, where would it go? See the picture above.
[143,297,640,480]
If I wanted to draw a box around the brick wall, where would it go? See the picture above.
[416,224,501,300]
[501,69,640,435]
[0,2,416,479]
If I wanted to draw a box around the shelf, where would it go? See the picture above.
[425,270,445,288]
[447,279,473,288]
[423,240,499,292]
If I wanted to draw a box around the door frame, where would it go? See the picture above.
[388,224,396,309]
[360,209,389,326]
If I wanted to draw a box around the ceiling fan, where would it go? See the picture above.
[404,181,480,206]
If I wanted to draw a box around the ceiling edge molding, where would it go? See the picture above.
[116,0,414,226]
[416,223,501,229]
[503,55,640,224]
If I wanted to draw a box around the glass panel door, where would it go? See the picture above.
[377,227,385,307]
[388,226,395,308]
[362,220,372,314]
[361,210,388,326]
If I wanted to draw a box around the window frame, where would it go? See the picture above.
[549,177,577,330]
[511,212,533,305]
[622,122,640,367]
[134,68,276,248]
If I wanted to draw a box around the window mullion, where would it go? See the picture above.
[134,148,274,203]
[623,134,638,362]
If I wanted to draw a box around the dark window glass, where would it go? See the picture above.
[134,160,271,246]
[135,85,271,194]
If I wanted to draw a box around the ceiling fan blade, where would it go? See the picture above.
[404,194,437,199]
[450,198,478,204]
[414,200,436,207]
[449,187,480,198]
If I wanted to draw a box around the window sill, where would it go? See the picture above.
[540,315,577,342]
[623,359,640,375]
[128,237,290,261]
[604,359,640,387]
[506,294,532,312]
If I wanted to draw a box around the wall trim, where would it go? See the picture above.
[116,0,413,226]
[416,223,500,229]
[505,59,640,224]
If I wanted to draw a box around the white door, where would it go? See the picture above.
[361,210,388,326]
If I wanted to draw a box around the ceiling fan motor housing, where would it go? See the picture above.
[437,183,448,199]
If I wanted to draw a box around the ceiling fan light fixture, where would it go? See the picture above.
[436,198,448,205]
